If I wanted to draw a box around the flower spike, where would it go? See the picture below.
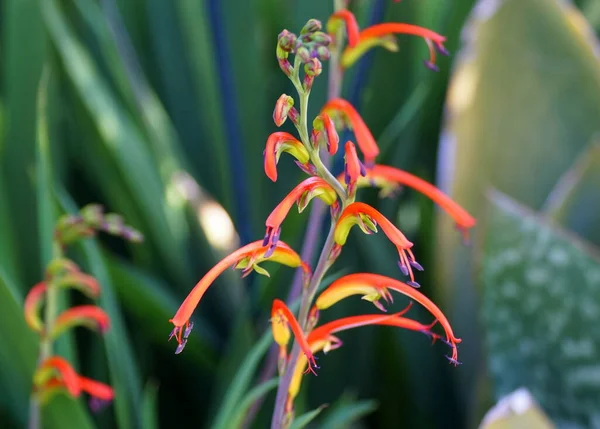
[170,240,307,354]
[263,177,338,255]
[271,299,319,375]
[344,23,448,71]
[327,9,360,48]
[354,165,476,242]
[334,202,422,286]
[315,273,461,364]
[322,98,379,165]
[343,141,366,197]
[264,132,311,182]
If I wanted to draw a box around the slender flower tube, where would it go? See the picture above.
[52,305,111,339]
[34,356,81,397]
[327,9,360,47]
[169,240,308,354]
[263,177,338,255]
[343,141,366,197]
[344,165,476,242]
[24,282,47,332]
[55,272,101,298]
[334,202,422,287]
[343,23,448,71]
[287,309,439,409]
[322,98,379,165]
[315,273,461,364]
[271,299,319,375]
[264,132,312,182]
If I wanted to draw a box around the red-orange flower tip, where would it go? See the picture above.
[38,375,114,411]
[35,356,81,397]
[169,240,305,354]
[344,23,449,71]
[359,165,476,242]
[273,94,295,127]
[263,177,338,255]
[312,113,339,155]
[271,299,319,375]
[316,273,461,364]
[322,99,379,165]
[334,202,422,286]
[343,141,366,196]
[327,9,360,48]
[53,305,111,339]
[264,132,311,182]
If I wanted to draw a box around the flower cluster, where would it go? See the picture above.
[169,7,474,428]
[25,205,142,413]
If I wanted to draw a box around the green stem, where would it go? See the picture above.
[28,242,64,429]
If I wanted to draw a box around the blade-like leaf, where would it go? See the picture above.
[228,378,279,429]
[482,190,600,428]
[142,381,159,429]
[289,404,327,429]
[319,398,378,429]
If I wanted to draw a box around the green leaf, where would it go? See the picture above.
[42,0,191,285]
[142,381,160,429]
[211,328,274,429]
[482,190,600,428]
[542,140,600,246]
[289,404,327,429]
[56,188,143,429]
[319,398,378,429]
[435,0,600,411]
[228,378,279,429]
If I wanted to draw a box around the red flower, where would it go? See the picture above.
[264,132,311,182]
[322,98,379,165]
[334,202,422,287]
[52,305,110,338]
[316,273,461,365]
[343,141,366,196]
[170,240,309,354]
[327,9,360,47]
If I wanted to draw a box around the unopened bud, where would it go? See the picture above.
[296,46,311,63]
[316,46,330,61]
[287,107,300,126]
[300,19,321,35]
[309,32,331,46]
[273,94,294,127]
[80,204,104,227]
[304,58,322,77]
[277,30,296,52]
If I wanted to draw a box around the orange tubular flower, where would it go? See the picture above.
[52,305,111,339]
[38,375,114,410]
[343,23,448,71]
[264,132,312,182]
[334,202,422,287]
[263,177,338,255]
[287,309,439,407]
[343,141,366,196]
[355,165,476,242]
[34,356,81,397]
[24,281,47,332]
[322,98,379,165]
[170,240,309,354]
[315,273,461,365]
[271,299,319,375]
[327,9,360,47]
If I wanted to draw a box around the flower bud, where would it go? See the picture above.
[309,32,331,46]
[300,19,321,35]
[304,58,322,77]
[273,94,295,127]
[277,30,296,52]
[296,46,311,64]
[316,46,330,61]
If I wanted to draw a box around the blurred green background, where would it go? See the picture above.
[1,0,600,428]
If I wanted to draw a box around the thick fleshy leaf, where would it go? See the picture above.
[482,190,600,427]
[435,0,600,410]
